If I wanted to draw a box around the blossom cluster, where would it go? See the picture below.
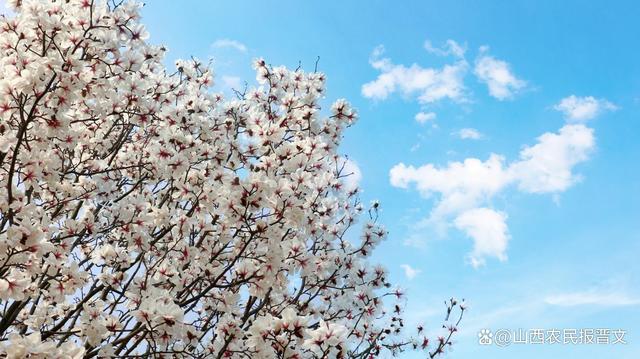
[0,1,463,357]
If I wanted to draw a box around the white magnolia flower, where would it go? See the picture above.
[0,1,462,357]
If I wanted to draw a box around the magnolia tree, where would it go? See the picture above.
[0,1,463,358]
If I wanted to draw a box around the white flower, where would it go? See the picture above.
[0,0,436,356]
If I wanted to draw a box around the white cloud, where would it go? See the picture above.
[0,1,12,15]
[554,95,617,122]
[415,111,437,124]
[221,75,242,91]
[211,38,248,53]
[545,291,640,307]
[474,47,526,100]
[455,128,483,140]
[390,124,595,266]
[400,264,422,280]
[454,208,509,268]
[362,45,468,104]
[341,159,362,192]
[424,39,466,58]
[390,154,508,218]
[509,124,594,193]
[363,41,528,123]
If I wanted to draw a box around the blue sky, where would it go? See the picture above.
[2,0,636,357]
[138,1,640,358]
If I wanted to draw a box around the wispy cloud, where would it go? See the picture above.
[454,208,509,267]
[390,124,595,266]
[221,75,242,90]
[545,291,640,307]
[457,301,538,340]
[362,44,468,104]
[415,111,437,124]
[458,286,640,342]
[474,46,526,100]
[362,40,528,123]
[211,38,248,53]
[341,158,362,192]
[554,95,617,122]
[454,128,483,140]
[400,264,422,280]
[424,39,466,58]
